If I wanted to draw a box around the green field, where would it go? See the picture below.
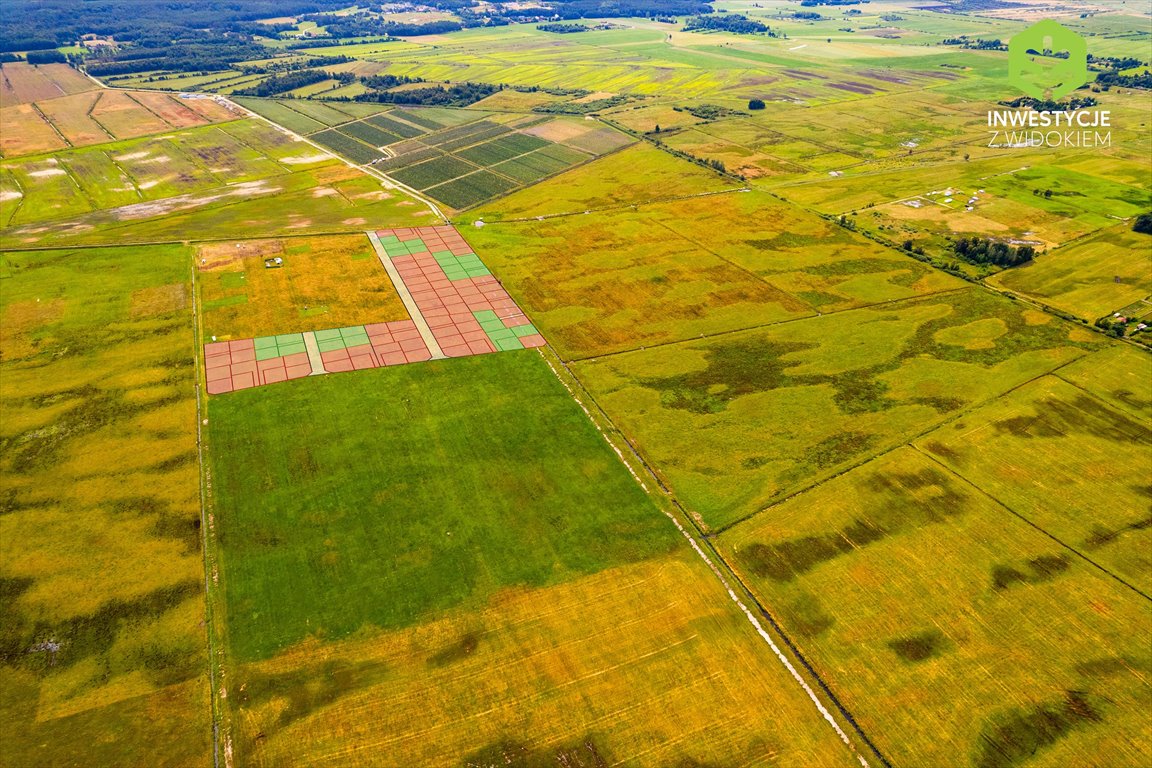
[0,120,433,248]
[235,98,633,209]
[209,352,679,661]
[916,374,1152,592]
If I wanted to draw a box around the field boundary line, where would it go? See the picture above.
[474,186,747,225]
[911,445,1152,603]
[647,215,820,315]
[29,100,73,149]
[537,347,890,768]
[0,228,397,252]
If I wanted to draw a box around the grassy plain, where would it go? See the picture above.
[1,85,242,160]
[209,352,679,661]
[472,141,742,220]
[466,188,964,359]
[0,243,210,766]
[197,233,409,340]
[720,446,1152,768]
[573,288,1104,529]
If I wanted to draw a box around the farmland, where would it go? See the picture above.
[572,287,1105,530]
[197,234,410,340]
[1,66,241,159]
[0,243,210,766]
[207,353,868,765]
[720,446,1152,768]
[466,188,964,360]
[1,0,1150,766]
[0,119,432,247]
[988,223,1152,322]
[237,97,634,209]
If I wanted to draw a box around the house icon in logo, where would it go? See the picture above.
[1008,20,1089,100]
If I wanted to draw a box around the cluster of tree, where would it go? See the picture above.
[241,54,352,75]
[511,84,591,97]
[647,136,734,177]
[362,73,427,90]
[952,237,1035,267]
[537,23,591,33]
[543,0,712,20]
[683,14,772,35]
[26,50,68,64]
[299,14,464,38]
[283,36,397,50]
[675,103,746,120]
[355,81,499,107]
[800,0,867,5]
[0,52,21,63]
[899,239,927,256]
[0,0,357,53]
[86,37,271,76]
[794,12,823,20]
[1088,55,1145,70]
[1094,316,1130,338]
[749,98,766,110]
[1133,212,1152,234]
[998,95,1098,110]
[1095,69,1152,90]
[940,37,1006,50]
[233,68,329,97]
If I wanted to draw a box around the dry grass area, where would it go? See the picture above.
[0,62,96,105]
[0,102,67,156]
[197,233,410,339]
[228,554,862,768]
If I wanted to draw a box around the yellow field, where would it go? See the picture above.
[0,243,210,766]
[721,446,1152,768]
[197,233,410,340]
[228,553,866,768]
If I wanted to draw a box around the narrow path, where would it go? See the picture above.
[367,230,446,359]
[302,331,328,374]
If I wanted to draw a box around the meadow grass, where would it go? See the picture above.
[915,374,1152,593]
[463,201,815,359]
[572,288,1104,529]
[1,140,432,249]
[0,243,210,766]
[208,352,680,662]
[720,446,1152,768]
[1056,345,1152,421]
